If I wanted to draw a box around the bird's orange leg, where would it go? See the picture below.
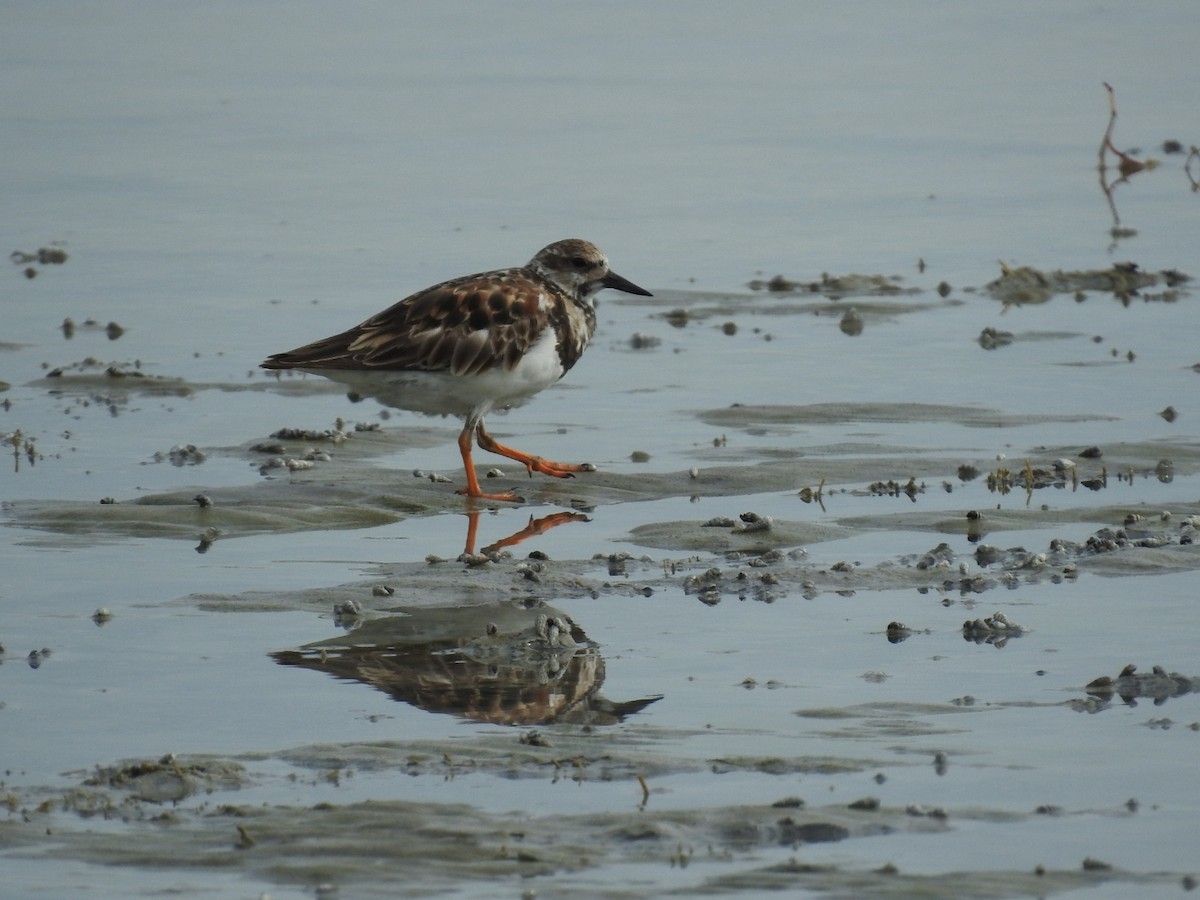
[475,423,596,480]
[455,425,525,503]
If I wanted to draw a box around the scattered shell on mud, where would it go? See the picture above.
[333,599,363,626]
[152,444,208,466]
[962,611,1027,646]
[1085,664,1197,706]
[271,426,351,443]
[733,511,772,533]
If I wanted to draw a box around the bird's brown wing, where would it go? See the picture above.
[261,268,554,377]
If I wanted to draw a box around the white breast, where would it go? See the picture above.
[307,328,567,421]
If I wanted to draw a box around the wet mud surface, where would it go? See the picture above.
[5,286,1200,895]
[7,8,1200,895]
[2,745,1178,899]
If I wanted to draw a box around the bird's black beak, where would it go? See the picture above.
[602,270,653,297]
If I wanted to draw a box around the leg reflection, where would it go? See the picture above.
[462,508,590,558]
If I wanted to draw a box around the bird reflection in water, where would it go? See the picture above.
[273,598,660,726]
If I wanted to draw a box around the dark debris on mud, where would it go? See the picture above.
[1084,664,1200,710]
[985,262,1191,308]
[0,741,1185,899]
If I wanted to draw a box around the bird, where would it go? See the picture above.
[262,239,652,502]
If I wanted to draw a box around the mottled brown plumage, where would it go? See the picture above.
[262,239,651,502]
[265,268,583,378]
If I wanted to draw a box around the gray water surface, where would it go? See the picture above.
[3,3,1199,897]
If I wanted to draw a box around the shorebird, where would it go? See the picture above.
[262,239,651,501]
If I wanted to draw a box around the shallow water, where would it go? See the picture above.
[3,2,1199,897]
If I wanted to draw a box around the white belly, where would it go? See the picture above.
[310,328,567,420]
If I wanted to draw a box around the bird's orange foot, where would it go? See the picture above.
[522,457,596,480]
[456,485,526,504]
[474,427,596,481]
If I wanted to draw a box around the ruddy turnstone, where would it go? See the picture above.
[262,239,651,502]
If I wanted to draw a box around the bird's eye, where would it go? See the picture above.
[571,256,588,269]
